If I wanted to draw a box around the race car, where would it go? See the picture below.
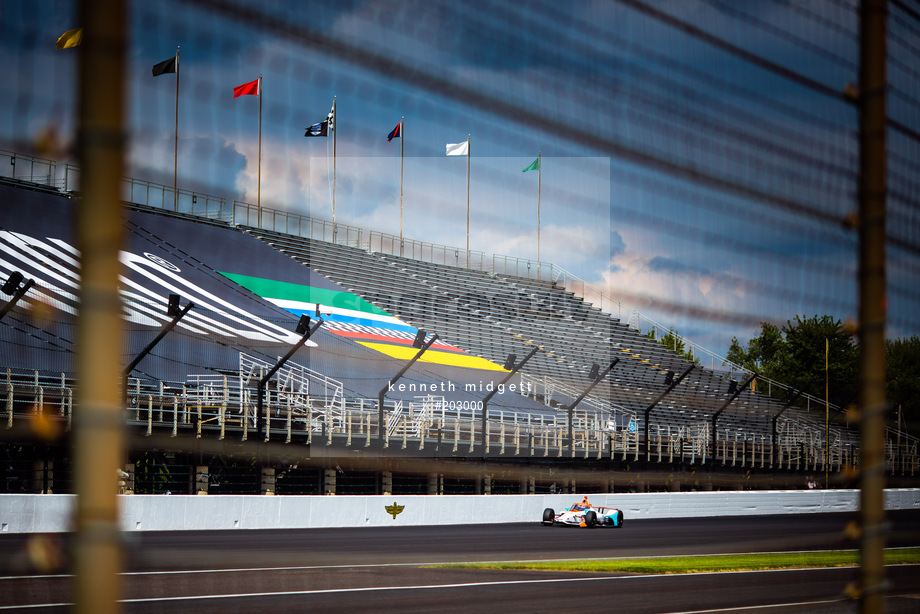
[542,497,624,528]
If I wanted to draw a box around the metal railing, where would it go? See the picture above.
[4,367,917,475]
[369,230,487,270]
[233,201,363,247]
[0,149,57,188]
[58,163,230,221]
[492,253,554,282]
[518,372,637,428]
[238,353,345,433]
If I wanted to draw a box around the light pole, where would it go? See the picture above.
[480,345,539,457]
[644,365,695,462]
[0,271,35,321]
[711,373,757,465]
[772,385,807,468]
[378,330,439,451]
[256,314,324,440]
[123,294,194,407]
[566,359,619,455]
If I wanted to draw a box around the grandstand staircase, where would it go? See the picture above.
[237,353,345,432]
[385,394,440,438]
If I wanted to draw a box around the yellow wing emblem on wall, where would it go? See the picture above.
[385,502,405,519]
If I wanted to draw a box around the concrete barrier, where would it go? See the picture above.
[1,489,918,533]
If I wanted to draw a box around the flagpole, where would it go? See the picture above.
[537,151,541,273]
[466,134,470,262]
[173,46,180,212]
[399,117,404,256]
[326,96,339,243]
[257,75,262,227]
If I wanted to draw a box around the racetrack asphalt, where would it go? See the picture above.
[2,510,919,612]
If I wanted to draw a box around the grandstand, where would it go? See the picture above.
[1,154,915,495]
[8,5,919,612]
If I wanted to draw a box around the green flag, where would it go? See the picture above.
[522,157,540,172]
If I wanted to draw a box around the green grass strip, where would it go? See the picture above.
[431,548,920,575]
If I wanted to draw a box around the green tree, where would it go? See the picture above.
[776,315,858,408]
[724,315,857,408]
[726,322,784,374]
[649,327,699,364]
[887,336,920,437]
[729,321,919,435]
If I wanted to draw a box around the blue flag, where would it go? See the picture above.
[387,122,401,142]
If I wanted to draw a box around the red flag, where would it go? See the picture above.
[233,78,260,98]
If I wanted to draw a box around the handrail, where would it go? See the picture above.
[233,201,363,247]
[0,149,57,188]
[3,367,917,471]
[369,230,487,270]
[491,253,554,282]
[59,163,230,220]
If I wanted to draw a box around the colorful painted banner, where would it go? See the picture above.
[219,272,506,372]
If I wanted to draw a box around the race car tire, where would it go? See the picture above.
[584,510,597,528]
[615,510,624,527]
[542,508,555,525]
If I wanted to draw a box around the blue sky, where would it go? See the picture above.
[2,0,918,362]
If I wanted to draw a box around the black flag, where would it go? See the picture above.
[152,56,177,77]
[304,120,328,137]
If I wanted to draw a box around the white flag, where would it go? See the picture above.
[446,141,469,156]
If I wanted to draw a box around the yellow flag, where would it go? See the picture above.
[55,27,83,50]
